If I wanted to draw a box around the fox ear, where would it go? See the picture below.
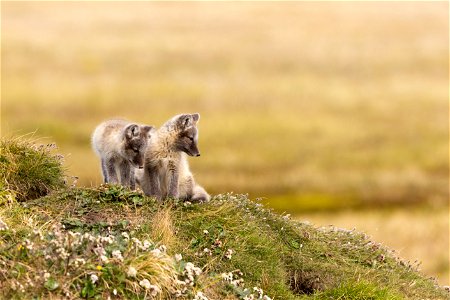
[125,124,139,139]
[178,114,193,129]
[192,113,200,123]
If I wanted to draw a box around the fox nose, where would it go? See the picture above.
[196,153,201,157]
[138,165,144,169]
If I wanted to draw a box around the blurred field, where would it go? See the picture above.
[1,2,448,284]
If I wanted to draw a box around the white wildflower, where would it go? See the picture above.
[100,255,109,263]
[132,237,142,247]
[71,258,86,268]
[221,272,233,282]
[127,266,137,278]
[121,232,130,240]
[282,214,291,220]
[112,250,123,261]
[113,289,117,295]
[224,249,233,260]
[90,274,99,284]
[43,272,51,280]
[203,248,212,256]
[203,229,209,235]
[150,248,162,257]
[253,287,264,297]
[139,240,151,251]
[149,284,161,296]
[24,239,33,250]
[175,254,183,262]
[194,291,209,300]
[139,279,151,289]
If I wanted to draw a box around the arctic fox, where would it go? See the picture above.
[92,119,153,189]
[137,113,210,202]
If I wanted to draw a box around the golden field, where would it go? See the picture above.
[1,2,448,284]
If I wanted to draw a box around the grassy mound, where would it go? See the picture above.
[1,186,448,300]
[0,137,66,202]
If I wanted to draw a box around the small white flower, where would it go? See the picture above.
[203,248,212,255]
[100,255,109,263]
[150,248,162,257]
[175,254,183,262]
[139,279,151,289]
[121,232,130,240]
[224,249,233,260]
[253,287,264,297]
[194,291,209,300]
[43,272,51,280]
[112,250,123,261]
[113,289,117,295]
[90,274,99,284]
[126,266,137,278]
[221,272,233,282]
[149,284,161,296]
[203,229,209,235]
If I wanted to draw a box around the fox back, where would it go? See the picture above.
[92,119,153,188]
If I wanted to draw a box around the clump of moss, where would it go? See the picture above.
[0,137,66,202]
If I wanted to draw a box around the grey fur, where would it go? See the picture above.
[92,119,154,189]
[137,113,210,202]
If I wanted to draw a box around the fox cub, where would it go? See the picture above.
[137,113,210,202]
[92,119,153,189]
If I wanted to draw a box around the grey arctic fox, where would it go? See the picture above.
[92,119,154,189]
[136,113,210,202]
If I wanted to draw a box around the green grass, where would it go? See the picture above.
[1,187,448,299]
[0,136,66,202]
[0,140,447,299]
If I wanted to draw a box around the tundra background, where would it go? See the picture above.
[1,2,448,285]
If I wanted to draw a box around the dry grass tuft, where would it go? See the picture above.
[150,205,176,249]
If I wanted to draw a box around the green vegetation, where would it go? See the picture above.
[1,186,448,299]
[0,137,66,202]
[0,138,448,299]
[1,1,449,292]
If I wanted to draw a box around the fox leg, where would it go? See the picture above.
[119,161,132,188]
[191,185,210,203]
[167,161,179,199]
[129,167,136,190]
[101,159,109,183]
[106,158,119,184]
[141,165,161,200]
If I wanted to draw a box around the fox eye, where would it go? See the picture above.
[133,148,139,153]
[188,137,194,141]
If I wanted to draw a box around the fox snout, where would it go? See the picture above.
[196,153,201,157]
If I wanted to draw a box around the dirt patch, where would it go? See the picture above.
[287,270,326,295]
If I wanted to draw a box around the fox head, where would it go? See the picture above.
[173,113,201,157]
[123,124,154,168]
